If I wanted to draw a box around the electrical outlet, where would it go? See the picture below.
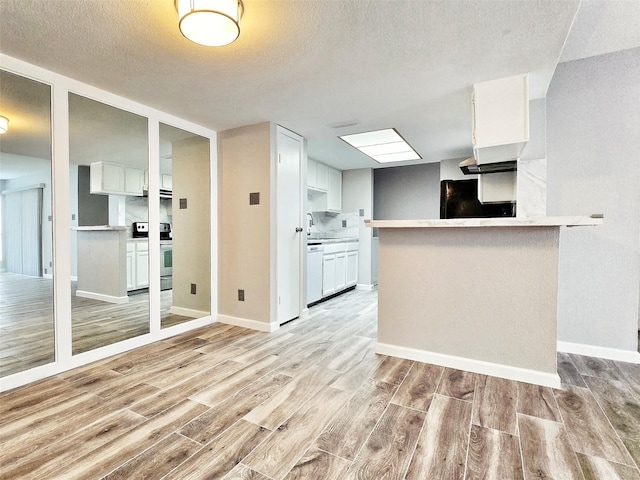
[180,198,188,209]
[190,283,196,294]
[359,209,365,217]
[48,215,53,221]
[238,289,245,301]
[49,261,53,267]
[249,192,260,205]
[71,213,76,220]
[342,220,347,227]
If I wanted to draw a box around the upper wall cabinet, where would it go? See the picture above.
[472,73,529,163]
[307,158,328,192]
[90,161,144,196]
[307,160,341,213]
[327,166,342,212]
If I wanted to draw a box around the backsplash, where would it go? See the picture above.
[307,211,359,239]
[125,196,172,238]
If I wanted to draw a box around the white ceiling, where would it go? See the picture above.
[1,0,639,172]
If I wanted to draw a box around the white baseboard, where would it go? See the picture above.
[169,306,211,319]
[217,313,279,333]
[376,342,561,388]
[43,273,53,279]
[356,283,377,291]
[75,290,129,304]
[558,341,640,364]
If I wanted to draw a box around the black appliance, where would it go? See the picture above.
[440,179,516,219]
[132,222,172,240]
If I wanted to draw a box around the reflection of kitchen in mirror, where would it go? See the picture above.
[159,123,211,328]
[0,69,55,377]
[69,93,150,353]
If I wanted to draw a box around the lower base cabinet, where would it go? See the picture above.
[127,241,149,291]
[321,242,358,297]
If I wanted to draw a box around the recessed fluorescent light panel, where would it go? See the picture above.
[339,128,421,163]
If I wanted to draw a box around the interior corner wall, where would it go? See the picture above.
[172,136,211,314]
[218,122,272,324]
[373,163,441,220]
[547,48,640,352]
[342,168,374,286]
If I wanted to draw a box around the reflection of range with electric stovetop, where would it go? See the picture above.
[132,222,173,291]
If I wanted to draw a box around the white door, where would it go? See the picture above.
[3,188,42,277]
[276,127,303,324]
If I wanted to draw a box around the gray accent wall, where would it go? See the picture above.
[373,163,440,220]
[547,48,640,352]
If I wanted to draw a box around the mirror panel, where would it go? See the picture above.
[69,93,149,354]
[159,123,210,328]
[0,70,55,377]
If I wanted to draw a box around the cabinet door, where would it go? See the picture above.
[322,254,336,296]
[126,244,135,290]
[472,74,529,162]
[307,158,317,189]
[346,251,358,286]
[161,174,173,191]
[327,167,342,212]
[91,162,125,194]
[335,252,347,291]
[316,162,329,191]
[124,167,144,196]
[135,245,149,288]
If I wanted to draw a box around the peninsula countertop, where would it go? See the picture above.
[365,215,603,229]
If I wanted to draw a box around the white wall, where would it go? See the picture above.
[342,168,375,287]
[547,48,640,355]
[373,163,440,220]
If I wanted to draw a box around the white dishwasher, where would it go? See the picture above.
[307,244,324,305]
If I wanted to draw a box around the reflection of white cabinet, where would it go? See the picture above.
[91,161,145,196]
[161,174,173,191]
[127,241,149,291]
[472,74,529,163]
[327,167,342,212]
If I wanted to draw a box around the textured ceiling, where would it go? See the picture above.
[1,0,639,171]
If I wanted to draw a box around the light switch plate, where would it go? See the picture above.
[180,198,187,209]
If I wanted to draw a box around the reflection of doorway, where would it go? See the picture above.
[3,187,43,277]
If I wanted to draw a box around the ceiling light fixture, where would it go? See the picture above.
[339,128,421,163]
[0,115,8,134]
[175,0,244,47]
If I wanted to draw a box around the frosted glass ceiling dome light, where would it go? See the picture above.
[176,0,243,47]
[0,115,8,134]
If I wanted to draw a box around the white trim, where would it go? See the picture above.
[376,342,561,388]
[218,313,280,333]
[558,341,640,364]
[356,283,377,291]
[169,306,210,319]
[75,290,129,304]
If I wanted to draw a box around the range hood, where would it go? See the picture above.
[143,188,172,199]
[459,157,517,175]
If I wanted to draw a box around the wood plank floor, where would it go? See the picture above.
[0,273,195,377]
[1,288,639,479]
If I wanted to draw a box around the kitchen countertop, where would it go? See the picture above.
[72,225,127,231]
[365,215,603,229]
[307,237,359,245]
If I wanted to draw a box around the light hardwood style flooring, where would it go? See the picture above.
[0,273,195,377]
[1,289,639,479]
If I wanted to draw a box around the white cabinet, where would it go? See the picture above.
[127,241,149,291]
[316,162,329,191]
[335,252,347,291]
[327,167,342,212]
[472,73,529,163]
[322,254,336,296]
[161,174,173,191]
[321,242,358,297]
[346,250,358,286]
[91,161,145,196]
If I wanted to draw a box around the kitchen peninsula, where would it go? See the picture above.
[74,225,128,304]
[366,216,602,387]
